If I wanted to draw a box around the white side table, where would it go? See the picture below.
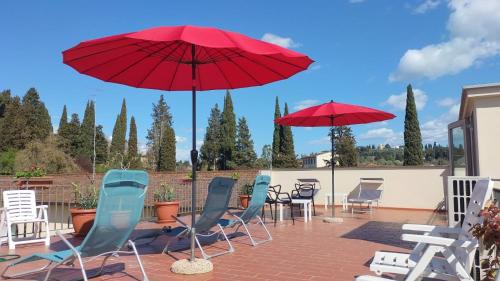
[291,199,312,223]
[324,193,348,211]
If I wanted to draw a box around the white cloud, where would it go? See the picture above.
[293,99,320,111]
[420,103,460,143]
[359,128,403,146]
[413,0,441,14]
[310,64,322,71]
[261,33,301,49]
[384,89,428,111]
[437,97,456,107]
[390,0,500,81]
[349,0,365,3]
[175,135,186,143]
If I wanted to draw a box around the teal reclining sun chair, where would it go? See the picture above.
[133,177,236,260]
[223,175,272,246]
[1,170,150,281]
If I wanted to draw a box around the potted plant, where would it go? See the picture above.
[154,183,180,223]
[231,172,240,181]
[471,201,500,281]
[70,183,98,236]
[239,183,253,208]
[181,172,193,183]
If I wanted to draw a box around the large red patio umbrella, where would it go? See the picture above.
[275,100,395,218]
[63,25,313,261]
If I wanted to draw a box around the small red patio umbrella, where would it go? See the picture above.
[275,100,395,218]
[63,25,313,261]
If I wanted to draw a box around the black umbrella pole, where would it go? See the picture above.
[331,127,335,218]
[190,45,197,262]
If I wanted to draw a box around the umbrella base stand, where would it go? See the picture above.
[171,258,213,275]
[322,217,344,223]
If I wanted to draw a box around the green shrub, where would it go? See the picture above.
[240,182,253,196]
[154,183,176,202]
[15,135,80,174]
[71,183,98,209]
[15,166,46,178]
[0,150,16,175]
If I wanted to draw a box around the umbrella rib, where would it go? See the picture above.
[78,41,169,74]
[168,42,190,91]
[207,48,234,89]
[262,54,309,70]
[136,42,185,87]
[105,45,170,82]
[231,50,288,80]
[64,39,148,64]
[212,48,262,86]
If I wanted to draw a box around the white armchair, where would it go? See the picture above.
[0,190,50,249]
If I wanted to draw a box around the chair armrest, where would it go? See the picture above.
[277,191,292,201]
[402,233,478,248]
[402,224,461,235]
[56,230,80,256]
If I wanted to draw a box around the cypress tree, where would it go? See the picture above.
[280,103,297,168]
[110,99,127,158]
[146,95,174,171]
[127,116,140,168]
[403,84,424,165]
[0,90,10,119]
[0,96,24,151]
[66,113,83,157]
[80,101,95,159]
[200,103,222,170]
[272,97,282,167]
[21,88,53,145]
[58,105,68,135]
[157,126,176,171]
[220,90,236,169]
[234,117,257,168]
[94,125,108,164]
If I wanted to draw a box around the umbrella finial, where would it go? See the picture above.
[330,100,334,103]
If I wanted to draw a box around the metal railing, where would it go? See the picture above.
[0,176,248,237]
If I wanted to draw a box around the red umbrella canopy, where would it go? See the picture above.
[275,100,396,127]
[63,25,313,91]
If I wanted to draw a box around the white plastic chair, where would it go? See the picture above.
[356,178,493,281]
[0,190,50,249]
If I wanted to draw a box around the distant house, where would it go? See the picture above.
[301,151,333,168]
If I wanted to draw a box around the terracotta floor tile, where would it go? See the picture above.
[0,207,446,281]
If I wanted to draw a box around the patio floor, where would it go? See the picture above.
[0,207,446,281]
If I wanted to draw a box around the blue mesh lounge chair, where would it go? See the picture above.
[223,175,273,246]
[1,170,149,281]
[133,177,236,260]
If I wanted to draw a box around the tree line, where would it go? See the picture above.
[0,88,179,175]
[310,84,448,168]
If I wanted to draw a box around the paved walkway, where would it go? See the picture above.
[0,207,446,281]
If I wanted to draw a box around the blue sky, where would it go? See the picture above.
[2,0,500,160]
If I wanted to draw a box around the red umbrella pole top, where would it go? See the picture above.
[63,25,314,91]
[275,100,396,127]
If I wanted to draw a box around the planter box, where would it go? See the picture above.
[13,177,54,189]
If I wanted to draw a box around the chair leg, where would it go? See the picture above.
[128,240,150,281]
[44,221,50,246]
[273,203,277,227]
[290,204,295,225]
[311,198,316,216]
[269,203,273,221]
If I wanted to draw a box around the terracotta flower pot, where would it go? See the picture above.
[239,195,251,208]
[70,208,96,236]
[155,201,180,223]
